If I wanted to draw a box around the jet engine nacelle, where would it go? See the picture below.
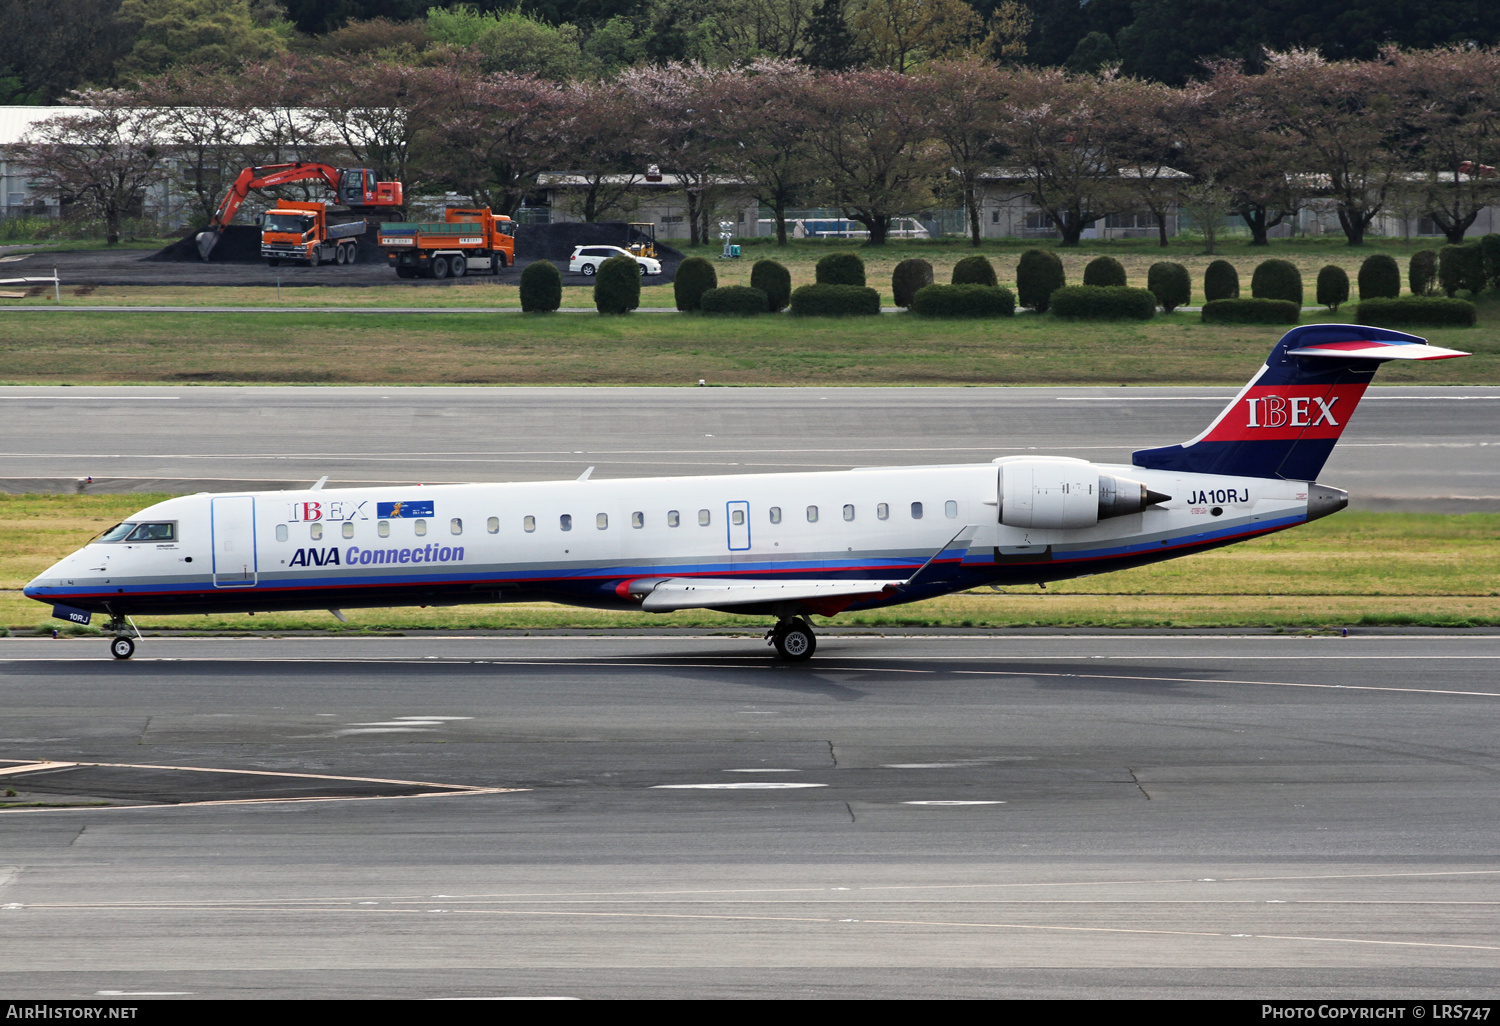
[998,459,1170,530]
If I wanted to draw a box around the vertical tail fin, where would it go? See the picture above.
[1132,324,1468,481]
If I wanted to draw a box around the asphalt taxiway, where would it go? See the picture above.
[1,385,1496,510]
[0,631,1496,999]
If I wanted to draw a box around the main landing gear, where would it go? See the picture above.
[767,617,816,662]
[107,615,138,660]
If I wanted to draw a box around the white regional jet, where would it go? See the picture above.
[26,324,1467,661]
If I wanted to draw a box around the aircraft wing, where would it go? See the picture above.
[638,578,903,612]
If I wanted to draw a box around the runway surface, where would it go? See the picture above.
[2,385,1497,510]
[1,632,1497,999]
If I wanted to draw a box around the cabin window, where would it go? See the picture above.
[275,524,288,542]
[668,510,680,527]
[559,514,572,532]
[698,509,711,526]
[807,505,819,523]
[769,506,781,524]
[343,522,355,539]
[911,502,923,519]
[309,523,323,541]
[415,519,427,536]
[843,504,855,522]
[487,517,499,534]
[451,518,462,535]
[378,520,390,538]
[632,511,644,529]
[596,513,608,530]
[523,515,536,533]
[945,500,958,518]
[731,509,744,526]
[124,523,174,542]
[877,503,889,520]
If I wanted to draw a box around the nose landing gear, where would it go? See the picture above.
[107,615,139,660]
[767,617,816,661]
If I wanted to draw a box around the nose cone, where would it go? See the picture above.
[1307,483,1349,522]
[23,550,79,601]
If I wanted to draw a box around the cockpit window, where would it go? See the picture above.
[124,522,174,542]
[99,523,135,542]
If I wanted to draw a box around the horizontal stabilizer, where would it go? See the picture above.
[638,578,902,612]
[1286,340,1470,361]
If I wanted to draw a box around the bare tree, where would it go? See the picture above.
[15,89,166,244]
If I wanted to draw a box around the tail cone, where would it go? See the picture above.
[1307,484,1348,521]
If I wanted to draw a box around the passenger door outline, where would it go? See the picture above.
[726,500,751,552]
[211,496,258,588]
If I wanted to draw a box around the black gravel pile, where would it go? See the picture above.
[145,221,387,264]
[515,221,684,277]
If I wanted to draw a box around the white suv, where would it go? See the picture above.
[568,245,662,277]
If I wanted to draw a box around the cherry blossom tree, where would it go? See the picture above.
[915,57,1014,247]
[715,58,819,247]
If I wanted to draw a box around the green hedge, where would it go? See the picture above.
[1482,233,1500,289]
[1409,250,1438,296]
[1358,253,1400,300]
[1355,296,1477,328]
[1049,285,1156,320]
[594,255,641,314]
[1251,259,1303,306]
[910,283,1015,318]
[1147,261,1190,313]
[951,254,998,287]
[1016,249,1065,312]
[1316,264,1350,311]
[750,259,792,312]
[673,256,717,311]
[699,285,769,315]
[1440,243,1485,296]
[815,251,865,286]
[790,283,881,316]
[518,259,561,313]
[1204,259,1239,301]
[892,258,934,308]
[1082,255,1126,287]
[1201,298,1301,324]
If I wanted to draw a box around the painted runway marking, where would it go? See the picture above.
[904,800,1005,806]
[651,782,827,790]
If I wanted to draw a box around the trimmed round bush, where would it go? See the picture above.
[1082,255,1126,288]
[1355,296,1477,328]
[790,283,881,316]
[1016,249,1065,312]
[1201,298,1300,325]
[672,256,718,311]
[1409,250,1438,296]
[1439,243,1485,296]
[1204,259,1239,301]
[1481,233,1500,289]
[1146,262,1190,313]
[1357,253,1400,300]
[1251,259,1303,306]
[1316,264,1350,311]
[1048,285,1156,321]
[594,255,641,314]
[891,258,934,308]
[950,255,998,287]
[815,251,865,286]
[910,284,1016,318]
[750,259,792,313]
[518,259,562,313]
[699,285,769,315]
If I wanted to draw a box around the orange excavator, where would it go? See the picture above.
[195,162,404,262]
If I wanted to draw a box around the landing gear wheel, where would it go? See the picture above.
[449,254,467,278]
[771,620,816,661]
[110,636,135,660]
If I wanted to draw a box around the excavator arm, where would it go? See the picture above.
[196,163,404,261]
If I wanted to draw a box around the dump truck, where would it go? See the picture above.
[377,207,516,278]
[260,200,368,266]
[196,162,404,263]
